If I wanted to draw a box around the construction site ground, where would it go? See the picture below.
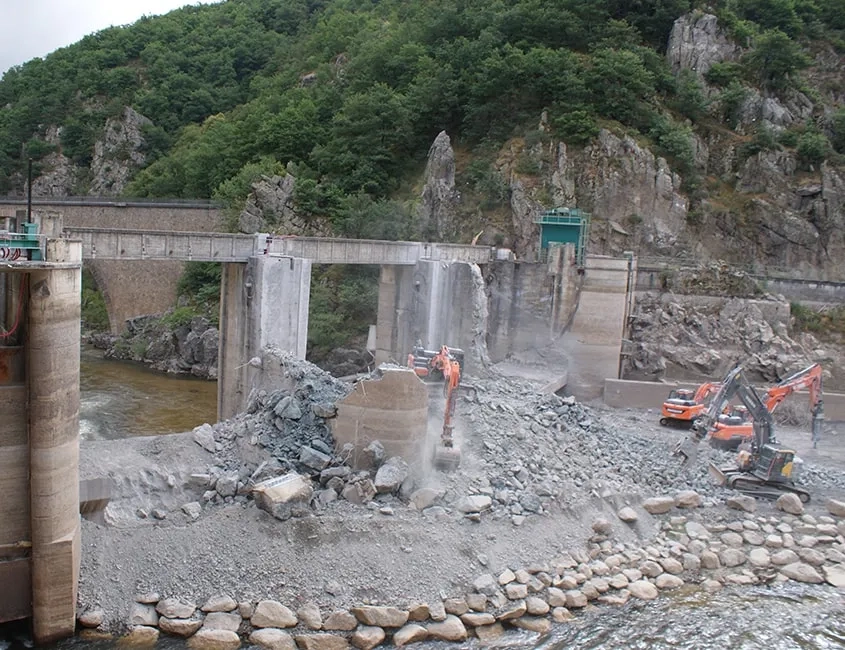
[76,353,845,633]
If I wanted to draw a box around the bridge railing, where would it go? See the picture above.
[268,236,492,265]
[66,228,495,265]
[67,227,260,262]
[0,196,219,209]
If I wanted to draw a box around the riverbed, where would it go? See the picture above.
[80,347,217,440]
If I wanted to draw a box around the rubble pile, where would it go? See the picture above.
[627,292,840,385]
[178,346,845,526]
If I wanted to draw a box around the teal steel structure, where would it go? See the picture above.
[535,207,590,265]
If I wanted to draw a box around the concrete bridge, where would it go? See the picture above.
[61,226,630,417]
[0,215,635,640]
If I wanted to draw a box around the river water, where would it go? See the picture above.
[2,355,844,649]
[79,347,217,440]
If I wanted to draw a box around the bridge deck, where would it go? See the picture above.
[65,228,493,265]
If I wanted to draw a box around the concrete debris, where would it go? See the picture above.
[374,457,409,494]
[252,474,314,521]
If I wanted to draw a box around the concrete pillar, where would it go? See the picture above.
[218,255,311,420]
[562,255,635,400]
[28,240,82,643]
[375,261,481,370]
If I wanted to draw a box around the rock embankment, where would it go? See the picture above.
[627,291,844,388]
[77,495,845,648]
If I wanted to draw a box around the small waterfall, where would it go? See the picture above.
[468,263,492,373]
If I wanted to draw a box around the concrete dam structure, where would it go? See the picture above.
[0,212,635,638]
[0,231,82,643]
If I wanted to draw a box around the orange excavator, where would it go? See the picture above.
[674,365,812,502]
[708,363,824,450]
[408,344,468,470]
[659,382,721,428]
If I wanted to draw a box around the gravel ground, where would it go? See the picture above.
[77,352,845,631]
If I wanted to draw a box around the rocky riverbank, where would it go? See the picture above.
[74,349,845,648]
[89,313,373,381]
[76,493,845,649]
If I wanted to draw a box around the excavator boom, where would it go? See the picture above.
[674,364,811,503]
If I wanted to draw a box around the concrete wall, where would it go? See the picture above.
[374,261,484,371]
[562,255,636,400]
[636,262,845,304]
[0,239,82,642]
[604,377,845,422]
[487,245,579,361]
[218,256,311,420]
[331,368,429,470]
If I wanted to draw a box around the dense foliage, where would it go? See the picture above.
[3,0,843,351]
[2,0,841,225]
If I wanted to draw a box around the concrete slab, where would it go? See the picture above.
[331,368,428,469]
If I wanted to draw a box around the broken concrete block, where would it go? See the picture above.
[253,474,314,521]
[374,456,409,494]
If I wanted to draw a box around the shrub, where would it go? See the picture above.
[552,109,599,146]
[161,306,199,328]
[796,130,830,168]
[704,62,745,87]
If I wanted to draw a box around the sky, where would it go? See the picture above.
[0,0,219,75]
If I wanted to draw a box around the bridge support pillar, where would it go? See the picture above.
[0,239,85,643]
[375,260,484,370]
[28,250,82,643]
[218,255,311,420]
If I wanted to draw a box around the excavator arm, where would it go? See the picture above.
[763,363,824,448]
[693,381,721,403]
[674,366,772,465]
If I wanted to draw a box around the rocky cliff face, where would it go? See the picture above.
[30,126,77,196]
[416,131,460,240]
[441,12,845,280]
[27,107,153,197]
[90,107,153,195]
[237,173,331,235]
[666,11,740,78]
[627,291,844,389]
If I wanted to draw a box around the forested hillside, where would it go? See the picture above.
[3,0,843,243]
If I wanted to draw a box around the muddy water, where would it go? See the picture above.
[80,347,217,440]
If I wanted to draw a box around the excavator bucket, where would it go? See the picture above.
[708,462,727,486]
[673,436,699,467]
[434,444,461,471]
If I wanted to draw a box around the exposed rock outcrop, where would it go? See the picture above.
[90,107,153,195]
[666,12,740,78]
[237,173,332,236]
[417,131,460,240]
[30,126,77,196]
[106,314,219,379]
[626,291,842,386]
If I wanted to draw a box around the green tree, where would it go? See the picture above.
[744,29,811,89]
[796,130,830,167]
[585,48,655,125]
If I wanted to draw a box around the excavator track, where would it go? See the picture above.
[724,473,810,503]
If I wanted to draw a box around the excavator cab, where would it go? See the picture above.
[660,388,705,427]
